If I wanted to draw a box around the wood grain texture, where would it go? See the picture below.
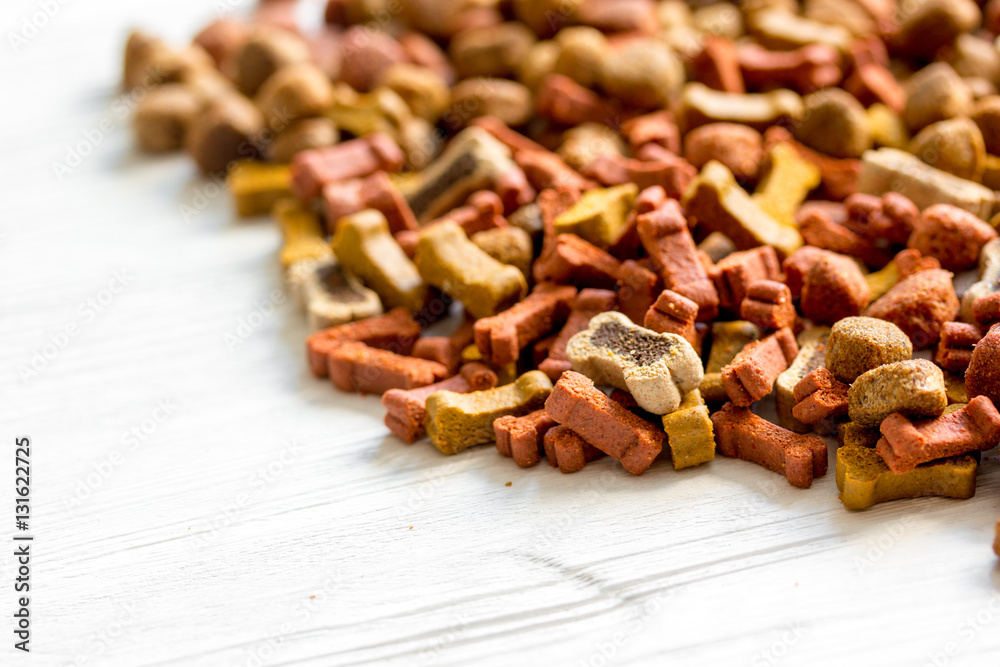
[1,1,999,665]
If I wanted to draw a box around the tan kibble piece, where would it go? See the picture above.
[425,371,553,455]
[865,260,900,302]
[908,118,986,182]
[683,123,764,185]
[701,321,762,403]
[903,63,972,133]
[449,22,535,79]
[415,221,527,319]
[377,63,450,122]
[971,96,1000,155]
[286,257,382,329]
[776,327,831,434]
[752,142,821,229]
[857,148,994,219]
[255,63,334,127]
[269,117,339,163]
[185,94,265,174]
[558,123,626,172]
[123,31,166,90]
[332,209,428,313]
[552,26,608,89]
[194,18,248,68]
[600,39,684,110]
[944,33,1000,89]
[848,359,947,428]
[661,390,715,470]
[518,41,560,90]
[450,78,532,127]
[825,316,912,384]
[867,104,910,150]
[554,184,637,249]
[836,445,976,511]
[512,0,586,37]
[961,239,1000,323]
[231,26,311,96]
[748,8,852,51]
[227,161,292,218]
[838,422,881,450]
[683,161,803,258]
[680,83,803,134]
[566,311,704,415]
[888,0,981,60]
[794,89,871,159]
[274,198,331,270]
[134,84,203,152]
[471,226,534,279]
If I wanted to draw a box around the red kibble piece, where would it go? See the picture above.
[877,396,1000,474]
[327,341,448,394]
[792,367,849,425]
[636,194,719,321]
[845,63,906,113]
[291,133,404,200]
[908,204,999,272]
[306,308,421,378]
[973,293,1000,331]
[539,288,617,381]
[894,249,941,278]
[621,110,681,155]
[644,289,699,346]
[411,317,476,374]
[763,127,860,201]
[533,234,622,289]
[782,247,871,324]
[712,402,828,488]
[514,148,596,193]
[543,425,606,473]
[545,371,665,476]
[722,327,799,406]
[474,284,576,366]
[935,322,982,374]
[616,259,662,325]
[536,74,621,126]
[495,409,559,467]
[322,171,417,235]
[581,153,695,199]
[866,268,960,349]
[383,363,498,442]
[708,245,781,310]
[739,43,842,94]
[843,193,918,246]
[691,36,744,94]
[967,324,1000,408]
[798,207,893,268]
[338,26,407,92]
[740,280,796,331]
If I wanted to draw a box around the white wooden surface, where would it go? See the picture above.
[2,2,1000,666]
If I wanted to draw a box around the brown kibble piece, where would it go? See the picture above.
[185,94,264,174]
[644,290,698,347]
[903,63,972,133]
[935,322,982,374]
[792,368,849,426]
[907,205,998,273]
[474,284,575,367]
[615,259,661,325]
[134,84,203,152]
[543,425,606,473]
[708,246,782,311]
[721,327,798,407]
[712,402,828,489]
[270,117,338,163]
[327,341,448,394]
[865,269,959,348]
[306,308,421,378]
[545,371,665,476]
[794,88,871,160]
[877,396,1000,474]
[683,123,764,185]
[824,316,912,384]
[495,409,559,467]
[534,234,622,289]
[740,280,795,331]
[539,288,617,381]
[966,324,1000,408]
[848,359,948,428]
[232,26,310,96]
[383,363,498,443]
[254,62,334,127]
[973,294,1000,332]
[621,110,681,155]
[783,247,871,324]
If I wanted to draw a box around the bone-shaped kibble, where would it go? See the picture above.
[858,148,994,219]
[305,307,420,378]
[748,8,852,52]
[721,327,798,407]
[935,322,983,374]
[792,368,849,426]
[738,42,842,94]
[566,311,703,415]
[740,280,795,331]
[690,36,744,95]
[494,409,558,467]
[322,171,417,235]
[661,389,715,470]
[554,184,638,249]
[543,425,606,474]
[684,161,803,259]
[679,83,803,134]
[636,197,719,321]
[960,239,1000,323]
[332,209,429,313]
[876,396,1000,474]
[287,257,382,330]
[798,208,891,269]
[581,153,696,200]
[544,371,665,475]
[382,363,497,443]
[425,370,553,455]
[709,245,782,310]
[415,221,527,319]
[327,341,448,394]
[711,402,828,489]
[848,359,947,428]
[274,198,332,271]
[227,160,293,218]
[291,132,404,200]
[836,444,977,510]
[533,233,622,289]
[701,320,762,403]
[404,127,515,223]
[474,284,576,367]
[751,142,821,229]
[538,288,617,381]
[643,290,698,347]
[775,327,831,434]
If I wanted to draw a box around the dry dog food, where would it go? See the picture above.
[825,316,912,384]
[543,425,606,474]
[495,409,558,468]
[721,327,798,407]
[847,360,948,428]
[775,327,831,434]
[661,389,716,470]
[383,363,498,443]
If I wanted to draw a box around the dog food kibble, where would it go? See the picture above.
[566,311,704,415]
[848,360,948,428]
[836,445,977,510]
[495,410,558,468]
[425,371,553,455]
[545,371,665,476]
[131,0,1000,552]
[712,402,828,489]
[876,396,1000,474]
[825,317,912,384]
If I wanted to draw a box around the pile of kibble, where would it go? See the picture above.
[123,0,1000,555]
